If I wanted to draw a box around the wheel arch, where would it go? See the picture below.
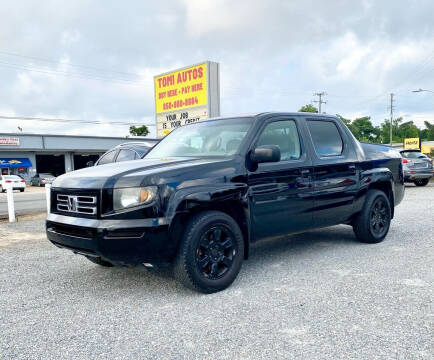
[356,168,395,219]
[168,199,251,261]
[368,180,394,218]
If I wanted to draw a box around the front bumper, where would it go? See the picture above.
[46,213,173,265]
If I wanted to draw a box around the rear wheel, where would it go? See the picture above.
[353,190,391,244]
[174,211,244,293]
[414,178,430,186]
[20,188,25,192]
[85,256,114,267]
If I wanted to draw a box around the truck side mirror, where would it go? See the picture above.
[250,145,281,164]
[86,161,95,167]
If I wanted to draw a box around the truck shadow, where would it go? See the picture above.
[69,224,362,296]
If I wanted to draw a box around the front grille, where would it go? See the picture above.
[57,194,97,215]
[51,188,100,218]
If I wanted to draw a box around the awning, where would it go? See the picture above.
[0,158,33,168]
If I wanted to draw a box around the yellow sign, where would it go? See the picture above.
[154,63,208,114]
[404,138,420,150]
[421,145,433,154]
[156,106,209,137]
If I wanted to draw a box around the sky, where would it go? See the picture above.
[0,0,433,138]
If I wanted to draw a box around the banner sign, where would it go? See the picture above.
[404,138,420,150]
[0,137,19,146]
[0,158,32,168]
[154,61,220,138]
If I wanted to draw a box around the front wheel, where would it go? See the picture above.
[174,211,244,294]
[414,178,430,187]
[353,189,391,244]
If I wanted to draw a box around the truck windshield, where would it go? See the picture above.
[146,117,253,158]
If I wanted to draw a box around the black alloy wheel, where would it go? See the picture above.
[414,178,429,186]
[196,226,235,280]
[369,197,388,237]
[353,189,391,243]
[174,210,244,293]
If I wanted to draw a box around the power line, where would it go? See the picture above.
[390,49,434,92]
[0,50,140,79]
[0,60,143,85]
[0,115,156,126]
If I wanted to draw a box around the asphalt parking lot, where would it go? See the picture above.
[0,183,433,360]
[0,186,46,216]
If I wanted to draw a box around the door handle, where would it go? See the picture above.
[300,169,310,176]
[348,165,356,174]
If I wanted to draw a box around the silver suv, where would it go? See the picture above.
[400,150,433,186]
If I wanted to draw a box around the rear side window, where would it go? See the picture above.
[307,120,343,156]
[401,152,424,159]
[98,150,116,165]
[116,149,137,162]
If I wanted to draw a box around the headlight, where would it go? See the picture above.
[113,186,157,211]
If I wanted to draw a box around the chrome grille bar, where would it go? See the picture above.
[57,194,97,215]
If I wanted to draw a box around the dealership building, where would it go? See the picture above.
[0,133,157,183]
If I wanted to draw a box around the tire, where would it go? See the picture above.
[414,178,429,187]
[20,189,24,192]
[85,256,114,267]
[353,190,391,244]
[174,210,244,294]
[0,186,3,193]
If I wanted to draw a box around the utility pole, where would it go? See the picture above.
[313,92,327,113]
[389,93,394,145]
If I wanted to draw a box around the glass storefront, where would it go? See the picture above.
[0,158,33,183]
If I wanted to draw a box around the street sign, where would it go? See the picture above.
[404,138,420,150]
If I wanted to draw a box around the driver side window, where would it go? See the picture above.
[256,120,301,161]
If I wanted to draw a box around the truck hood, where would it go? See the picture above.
[52,157,234,189]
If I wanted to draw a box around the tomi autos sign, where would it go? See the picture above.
[0,137,20,146]
[154,61,220,138]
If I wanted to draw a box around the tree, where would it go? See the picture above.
[424,121,434,140]
[336,115,381,143]
[129,125,149,137]
[298,104,318,113]
[351,117,380,142]
[397,121,419,139]
[378,116,405,143]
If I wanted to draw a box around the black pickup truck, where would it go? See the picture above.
[46,113,404,293]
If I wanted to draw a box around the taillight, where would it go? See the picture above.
[41,178,46,181]
[402,158,412,164]
[21,179,25,182]
[5,180,11,183]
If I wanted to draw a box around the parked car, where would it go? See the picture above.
[90,141,157,166]
[0,175,26,192]
[400,150,433,186]
[46,113,404,293]
[31,173,56,186]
